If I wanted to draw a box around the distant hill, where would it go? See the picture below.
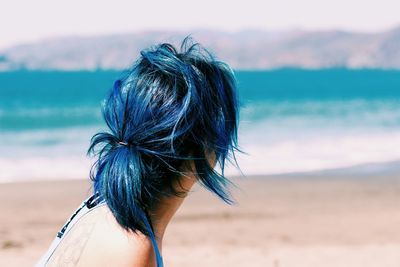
[1,27,400,71]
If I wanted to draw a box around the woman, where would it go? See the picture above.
[35,37,241,267]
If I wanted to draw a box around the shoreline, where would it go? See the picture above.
[2,154,400,184]
[3,156,400,184]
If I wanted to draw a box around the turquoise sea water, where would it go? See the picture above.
[1,69,400,181]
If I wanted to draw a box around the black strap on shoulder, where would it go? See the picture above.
[56,192,103,238]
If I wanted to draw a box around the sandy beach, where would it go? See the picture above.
[1,174,400,267]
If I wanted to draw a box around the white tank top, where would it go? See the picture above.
[34,193,164,267]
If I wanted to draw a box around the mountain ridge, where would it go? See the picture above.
[1,27,400,71]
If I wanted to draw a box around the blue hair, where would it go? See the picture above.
[87,37,242,236]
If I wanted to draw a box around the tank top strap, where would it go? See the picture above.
[34,192,106,267]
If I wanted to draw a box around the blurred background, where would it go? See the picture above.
[1,1,400,266]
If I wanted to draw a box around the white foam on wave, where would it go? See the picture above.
[224,123,400,176]
[2,129,400,183]
[0,156,94,183]
[0,126,102,183]
[3,128,400,183]
[2,98,400,182]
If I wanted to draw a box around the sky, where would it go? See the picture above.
[1,0,400,49]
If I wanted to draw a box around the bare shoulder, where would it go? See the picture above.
[75,204,155,267]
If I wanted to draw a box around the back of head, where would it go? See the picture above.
[87,37,241,235]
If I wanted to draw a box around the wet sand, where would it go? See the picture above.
[1,174,400,267]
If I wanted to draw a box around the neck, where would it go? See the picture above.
[148,174,196,252]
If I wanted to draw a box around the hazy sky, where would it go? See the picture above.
[1,0,400,49]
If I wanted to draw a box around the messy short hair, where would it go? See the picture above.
[87,37,241,235]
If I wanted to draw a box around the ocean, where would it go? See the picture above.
[1,69,400,182]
